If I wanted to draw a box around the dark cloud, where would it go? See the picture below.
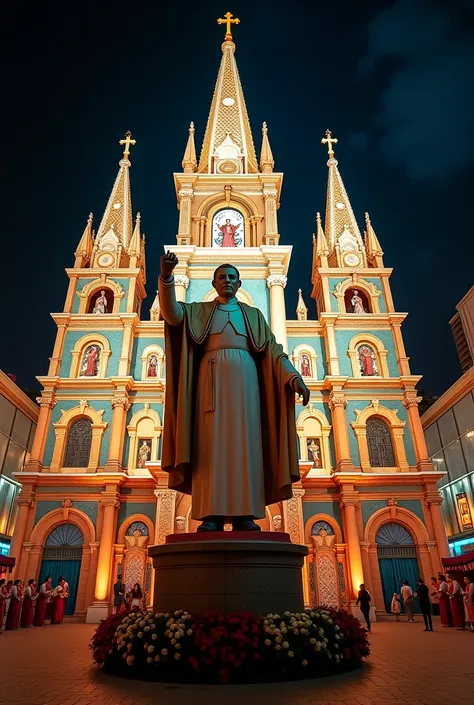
[360,0,474,181]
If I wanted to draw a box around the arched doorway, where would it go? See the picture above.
[376,522,420,614]
[121,521,151,605]
[39,523,84,615]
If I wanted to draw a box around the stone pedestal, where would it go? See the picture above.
[149,532,308,615]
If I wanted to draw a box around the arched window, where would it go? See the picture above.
[44,523,84,560]
[366,417,395,467]
[63,418,92,468]
[376,523,413,545]
[311,520,334,536]
[126,521,149,537]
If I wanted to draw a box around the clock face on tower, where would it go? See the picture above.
[212,209,245,248]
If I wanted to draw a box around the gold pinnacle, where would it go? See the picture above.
[217,11,240,41]
[321,129,338,157]
[119,130,136,158]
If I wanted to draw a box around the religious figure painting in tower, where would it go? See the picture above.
[136,439,152,468]
[299,353,312,377]
[350,289,367,314]
[212,208,244,248]
[92,290,108,314]
[146,354,158,378]
[81,345,100,376]
[307,438,321,468]
[358,344,379,376]
[158,251,310,532]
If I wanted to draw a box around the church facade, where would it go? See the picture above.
[11,23,448,622]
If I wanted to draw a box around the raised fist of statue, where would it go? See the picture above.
[293,377,310,406]
[160,250,179,280]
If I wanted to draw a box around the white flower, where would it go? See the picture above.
[144,626,150,632]
[284,611,290,617]
[161,648,168,655]
[171,638,177,645]
[335,624,340,631]
[297,620,304,627]
[264,639,271,646]
[282,641,289,649]
[186,629,193,636]
[126,655,135,666]
[288,651,294,658]
[302,659,308,666]
[127,643,133,651]
[147,656,153,664]
[315,643,321,651]
[139,620,146,628]
[275,636,282,644]
[137,632,143,639]
[281,627,288,634]
[154,654,161,662]
[175,643,181,650]
[174,652,181,660]
[335,634,340,640]
[263,619,269,626]
[147,645,154,653]
[310,638,316,645]
[292,629,299,635]
[321,642,327,649]
[275,644,281,651]
[327,619,333,624]
[151,633,158,640]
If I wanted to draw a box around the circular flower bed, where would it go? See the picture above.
[91,606,369,684]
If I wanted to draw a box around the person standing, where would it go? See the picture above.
[463,576,474,632]
[415,578,433,631]
[5,579,23,630]
[437,574,453,627]
[20,579,38,628]
[447,573,465,630]
[33,576,52,627]
[0,578,6,633]
[3,580,13,621]
[113,577,125,613]
[401,580,415,622]
[391,593,401,622]
[430,576,440,616]
[356,583,372,632]
[51,577,67,624]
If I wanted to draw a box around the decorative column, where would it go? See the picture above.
[104,396,130,473]
[174,275,189,303]
[25,396,56,472]
[86,493,120,623]
[118,321,134,375]
[403,394,432,471]
[323,319,340,375]
[340,496,364,601]
[329,393,353,472]
[9,495,35,578]
[154,489,177,545]
[391,320,411,375]
[48,322,68,376]
[267,274,288,352]
[177,188,194,244]
[425,496,450,565]
[283,488,305,545]
[263,189,279,243]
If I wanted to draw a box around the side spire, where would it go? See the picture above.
[321,130,363,253]
[182,122,197,173]
[198,15,258,174]
[312,212,329,278]
[364,212,384,267]
[128,213,141,258]
[150,289,160,321]
[296,289,308,321]
[74,212,93,267]
[95,131,135,248]
[260,122,274,173]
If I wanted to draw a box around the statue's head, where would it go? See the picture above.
[212,264,241,300]
[225,219,231,224]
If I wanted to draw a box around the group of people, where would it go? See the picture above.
[0,576,69,632]
[113,579,144,612]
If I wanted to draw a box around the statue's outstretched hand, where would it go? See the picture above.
[293,377,310,406]
[160,250,179,279]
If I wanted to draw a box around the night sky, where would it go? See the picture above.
[2,0,473,397]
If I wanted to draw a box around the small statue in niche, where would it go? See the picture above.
[299,353,312,377]
[147,354,158,378]
[272,514,282,531]
[351,289,366,314]
[92,290,108,314]
[137,439,151,468]
[175,515,187,532]
[81,345,100,376]
[307,438,321,468]
[358,344,379,376]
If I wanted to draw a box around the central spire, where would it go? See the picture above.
[198,14,258,174]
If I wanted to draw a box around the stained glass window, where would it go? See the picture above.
[63,418,92,468]
[310,520,334,536]
[126,521,149,536]
[367,417,395,467]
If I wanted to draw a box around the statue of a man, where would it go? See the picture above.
[159,252,310,532]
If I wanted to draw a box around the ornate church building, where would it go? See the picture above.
[11,19,448,622]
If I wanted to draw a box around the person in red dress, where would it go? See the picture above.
[51,577,68,624]
[463,576,474,632]
[20,579,38,628]
[33,576,52,627]
[0,578,7,633]
[5,579,23,630]
[437,574,453,627]
[447,573,465,630]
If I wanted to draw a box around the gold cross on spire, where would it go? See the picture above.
[119,130,136,158]
[321,129,338,157]
[217,11,240,41]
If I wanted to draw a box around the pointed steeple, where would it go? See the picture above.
[296,289,308,321]
[198,17,257,174]
[128,213,141,258]
[95,131,135,249]
[364,212,384,267]
[321,130,362,251]
[74,212,93,267]
[182,122,197,173]
[260,122,274,173]
[312,212,329,277]
[150,290,160,321]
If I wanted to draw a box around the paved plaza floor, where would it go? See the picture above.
[1,617,473,705]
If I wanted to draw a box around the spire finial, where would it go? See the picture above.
[182,121,197,173]
[260,120,274,173]
[217,11,240,42]
[189,121,195,133]
[321,129,338,158]
[88,212,93,224]
[136,212,141,223]
[119,130,136,159]
[296,289,308,321]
